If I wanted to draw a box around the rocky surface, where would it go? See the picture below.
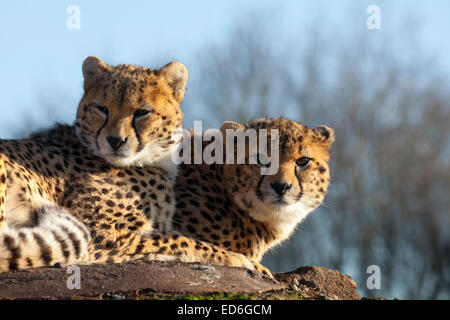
[0,261,360,300]
[275,266,361,300]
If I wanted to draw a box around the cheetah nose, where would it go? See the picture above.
[107,136,127,151]
[271,181,291,196]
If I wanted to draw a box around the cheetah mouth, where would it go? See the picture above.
[257,191,292,207]
[271,198,289,206]
[103,154,127,163]
[100,151,135,166]
[103,149,132,159]
[111,151,128,157]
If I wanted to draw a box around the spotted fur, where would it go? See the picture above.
[0,57,256,272]
[173,118,335,274]
[0,155,7,229]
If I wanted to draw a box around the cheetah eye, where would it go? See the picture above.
[296,157,311,168]
[133,109,151,119]
[94,104,109,116]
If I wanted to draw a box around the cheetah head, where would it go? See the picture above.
[221,118,334,235]
[75,56,187,168]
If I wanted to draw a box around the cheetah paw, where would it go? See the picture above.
[251,261,274,279]
[222,252,256,271]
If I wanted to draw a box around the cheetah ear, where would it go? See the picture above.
[220,121,248,160]
[312,125,335,147]
[159,62,188,103]
[82,56,110,79]
[220,121,246,136]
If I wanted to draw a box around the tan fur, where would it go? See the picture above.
[0,155,7,229]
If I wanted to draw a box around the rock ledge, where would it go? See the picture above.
[0,261,360,300]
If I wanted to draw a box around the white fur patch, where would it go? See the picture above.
[233,192,316,241]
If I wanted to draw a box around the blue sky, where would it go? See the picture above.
[0,0,450,137]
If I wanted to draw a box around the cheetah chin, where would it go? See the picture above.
[234,192,315,237]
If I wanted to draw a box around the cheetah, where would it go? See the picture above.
[0,56,258,272]
[173,118,334,271]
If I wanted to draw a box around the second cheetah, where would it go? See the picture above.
[173,118,335,272]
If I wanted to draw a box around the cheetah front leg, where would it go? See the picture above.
[92,231,257,271]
